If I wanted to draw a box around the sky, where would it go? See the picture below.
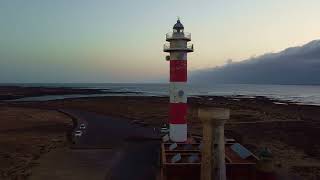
[0,0,320,83]
[190,40,320,85]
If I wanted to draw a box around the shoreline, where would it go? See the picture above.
[1,85,320,107]
[0,86,105,101]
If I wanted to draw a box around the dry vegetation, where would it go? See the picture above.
[0,107,72,179]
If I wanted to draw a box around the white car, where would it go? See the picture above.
[74,130,82,137]
[79,124,86,130]
[161,127,169,133]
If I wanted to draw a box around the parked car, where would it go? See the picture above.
[79,123,86,129]
[74,130,82,137]
[161,127,169,133]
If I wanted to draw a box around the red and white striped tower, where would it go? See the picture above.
[164,19,194,142]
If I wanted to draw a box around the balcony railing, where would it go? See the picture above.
[163,43,194,52]
[166,32,191,41]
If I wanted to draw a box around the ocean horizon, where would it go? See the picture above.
[2,83,320,106]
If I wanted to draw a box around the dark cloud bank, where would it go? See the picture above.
[190,40,320,85]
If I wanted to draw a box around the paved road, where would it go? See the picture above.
[31,109,160,180]
[65,109,160,149]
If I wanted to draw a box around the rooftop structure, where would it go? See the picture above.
[160,139,259,180]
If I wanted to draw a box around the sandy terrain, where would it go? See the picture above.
[0,107,72,179]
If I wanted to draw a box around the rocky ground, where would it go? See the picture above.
[13,96,320,179]
[1,86,320,179]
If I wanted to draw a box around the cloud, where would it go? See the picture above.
[190,40,320,85]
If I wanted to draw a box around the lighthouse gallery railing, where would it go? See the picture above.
[166,32,191,40]
[163,43,194,52]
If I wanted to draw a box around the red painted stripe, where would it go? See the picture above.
[169,103,187,124]
[170,60,187,82]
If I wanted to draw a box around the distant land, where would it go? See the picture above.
[190,40,320,85]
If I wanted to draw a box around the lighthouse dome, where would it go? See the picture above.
[173,20,184,31]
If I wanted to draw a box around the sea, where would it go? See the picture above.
[2,83,320,106]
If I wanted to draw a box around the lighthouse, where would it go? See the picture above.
[164,19,194,142]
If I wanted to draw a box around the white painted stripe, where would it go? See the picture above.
[170,52,187,60]
[169,82,187,103]
[169,124,187,142]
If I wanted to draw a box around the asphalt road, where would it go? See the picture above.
[65,109,160,149]
[31,109,161,180]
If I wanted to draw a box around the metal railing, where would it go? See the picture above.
[166,32,191,40]
[163,43,194,52]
